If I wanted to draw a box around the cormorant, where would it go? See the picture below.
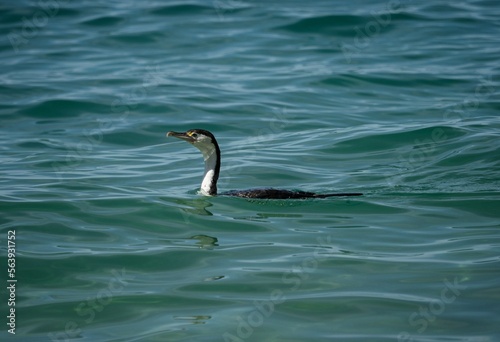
[166,129,362,199]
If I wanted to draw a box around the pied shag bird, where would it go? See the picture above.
[166,129,362,199]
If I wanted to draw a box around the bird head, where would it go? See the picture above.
[166,129,220,161]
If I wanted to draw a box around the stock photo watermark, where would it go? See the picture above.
[213,0,245,21]
[397,276,467,341]
[441,75,496,123]
[339,0,413,63]
[220,106,291,189]
[6,230,17,335]
[47,268,135,342]
[222,235,337,341]
[7,0,68,53]
[387,75,497,186]
[51,64,166,181]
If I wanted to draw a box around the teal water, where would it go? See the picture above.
[1,1,500,341]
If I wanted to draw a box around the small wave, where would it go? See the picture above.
[148,4,213,16]
[20,99,107,118]
[80,15,124,27]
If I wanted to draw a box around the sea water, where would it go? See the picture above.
[1,1,499,341]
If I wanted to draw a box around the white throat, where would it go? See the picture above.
[197,143,218,196]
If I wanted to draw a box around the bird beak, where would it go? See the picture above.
[166,131,195,143]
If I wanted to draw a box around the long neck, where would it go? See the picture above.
[198,142,220,196]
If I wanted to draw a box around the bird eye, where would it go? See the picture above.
[190,133,198,138]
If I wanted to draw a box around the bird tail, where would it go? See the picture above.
[313,192,363,198]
